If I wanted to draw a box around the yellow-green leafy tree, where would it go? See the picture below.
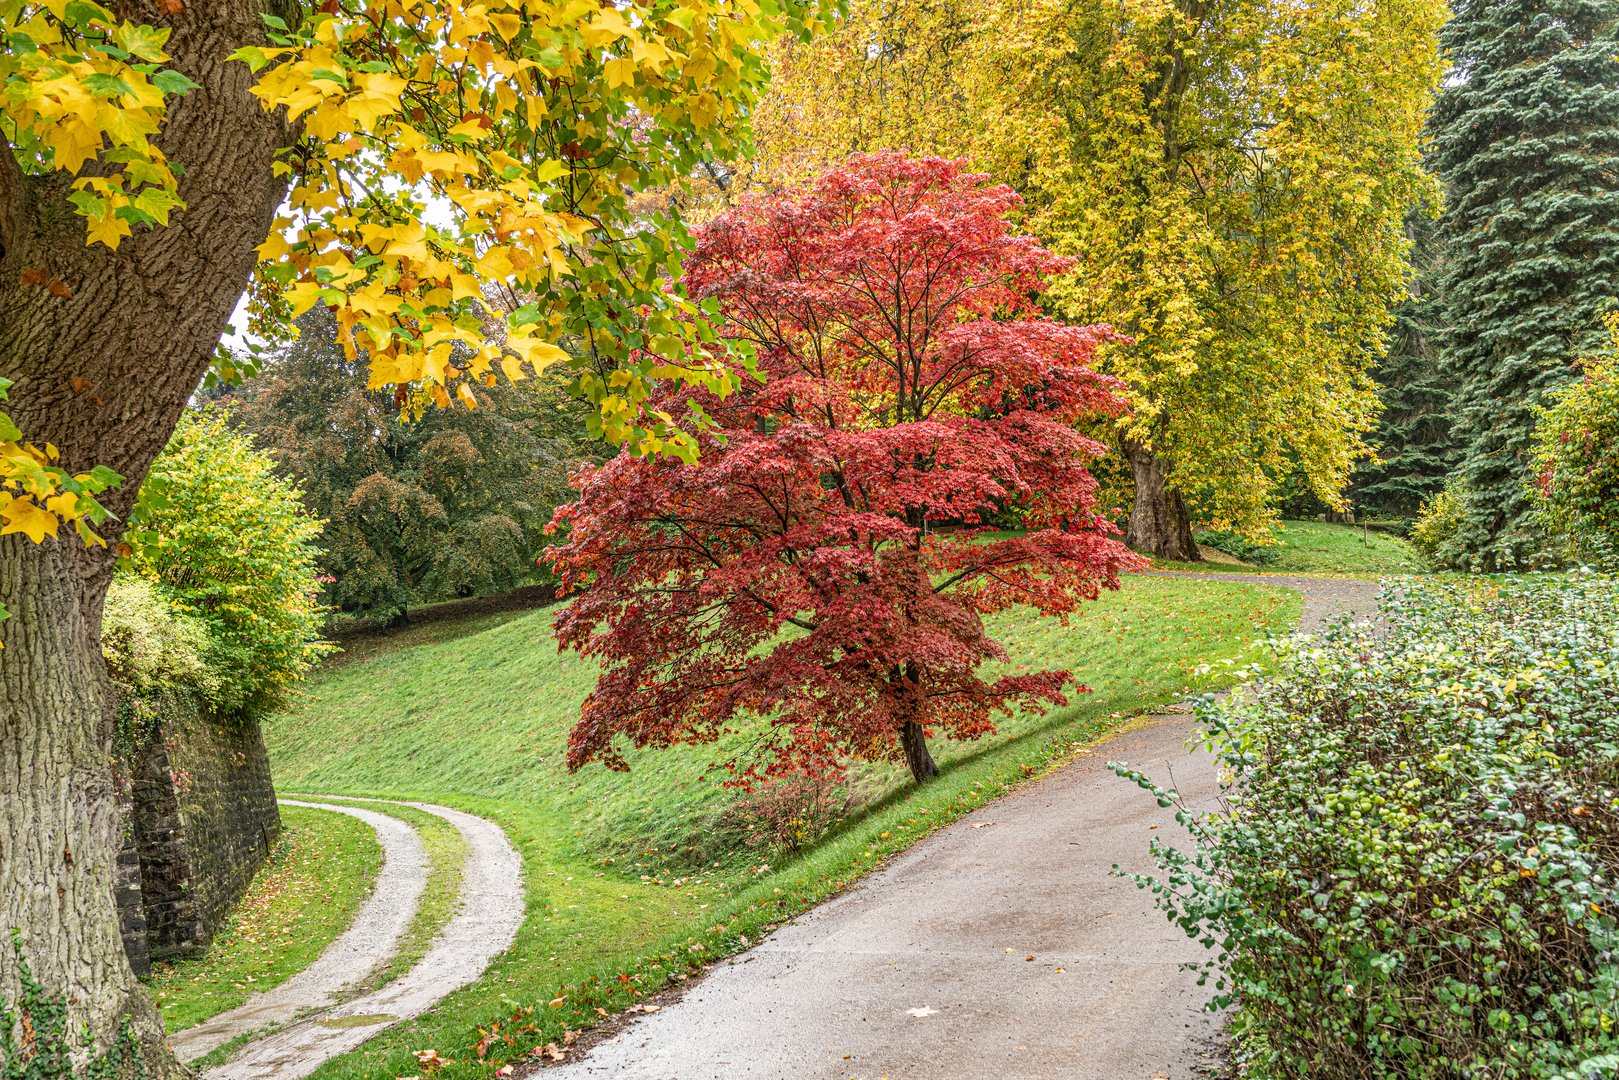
[0,0,830,1070]
[755,0,1445,557]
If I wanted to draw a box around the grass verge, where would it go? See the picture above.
[147,803,382,1032]
[267,574,1301,1079]
[1158,519,1427,577]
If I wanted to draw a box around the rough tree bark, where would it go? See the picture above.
[0,2,293,1071]
[901,720,938,783]
[1121,438,1200,562]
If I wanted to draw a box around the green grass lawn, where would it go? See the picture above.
[265,574,1300,1079]
[147,804,382,1032]
[1156,519,1427,577]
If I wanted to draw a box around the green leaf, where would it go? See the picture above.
[152,68,202,96]
[83,72,134,98]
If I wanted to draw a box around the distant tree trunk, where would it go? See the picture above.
[0,3,292,1069]
[1122,439,1200,561]
[901,720,938,783]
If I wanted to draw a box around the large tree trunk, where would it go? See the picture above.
[1121,439,1200,562]
[0,539,169,1066]
[901,720,938,784]
[0,2,293,1070]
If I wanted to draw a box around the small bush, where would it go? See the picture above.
[1533,314,1619,570]
[716,772,850,854]
[1408,482,1468,562]
[127,407,329,711]
[1193,527,1279,565]
[101,577,215,701]
[1116,575,1619,1078]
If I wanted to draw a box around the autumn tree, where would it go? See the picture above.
[753,0,1445,558]
[227,307,589,619]
[1533,313,1619,568]
[0,0,830,1070]
[549,154,1143,789]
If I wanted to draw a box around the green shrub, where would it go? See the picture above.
[127,407,329,712]
[1116,575,1619,1078]
[1533,316,1619,570]
[1409,482,1469,563]
[101,575,219,752]
[101,576,216,701]
[1193,527,1279,565]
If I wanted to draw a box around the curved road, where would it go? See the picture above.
[542,575,1379,1080]
[169,798,525,1080]
[170,800,428,1062]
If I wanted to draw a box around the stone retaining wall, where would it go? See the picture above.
[117,703,280,971]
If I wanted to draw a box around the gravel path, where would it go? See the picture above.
[180,799,525,1080]
[171,800,428,1062]
[543,575,1379,1080]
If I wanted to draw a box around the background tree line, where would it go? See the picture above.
[742,0,1619,570]
[214,307,601,623]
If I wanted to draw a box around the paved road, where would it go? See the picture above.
[545,576,1380,1080]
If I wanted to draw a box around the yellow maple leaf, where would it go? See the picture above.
[1,498,60,544]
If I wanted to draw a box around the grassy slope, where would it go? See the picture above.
[1157,519,1427,577]
[148,804,381,1032]
[267,574,1300,1079]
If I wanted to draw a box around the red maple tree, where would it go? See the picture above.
[548,154,1145,785]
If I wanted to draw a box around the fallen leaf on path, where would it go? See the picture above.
[970,822,995,829]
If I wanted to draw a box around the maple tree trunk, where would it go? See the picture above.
[0,3,292,1069]
[901,720,939,784]
[1121,439,1200,562]
[0,539,177,1069]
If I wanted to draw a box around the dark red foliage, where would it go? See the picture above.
[548,154,1145,785]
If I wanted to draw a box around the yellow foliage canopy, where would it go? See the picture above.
[754,0,1445,533]
[1,0,833,463]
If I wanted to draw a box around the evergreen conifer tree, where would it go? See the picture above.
[1427,0,1619,568]
[1353,214,1458,519]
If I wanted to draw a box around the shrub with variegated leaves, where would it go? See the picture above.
[1117,574,1619,1078]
